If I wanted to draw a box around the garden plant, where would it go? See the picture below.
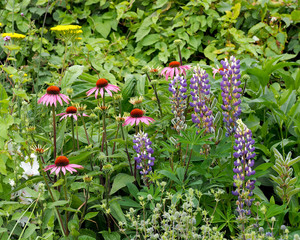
[0,0,300,239]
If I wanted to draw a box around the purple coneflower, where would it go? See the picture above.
[57,106,88,121]
[38,86,70,106]
[86,78,120,99]
[44,156,83,175]
[123,109,155,126]
[3,36,11,42]
[161,61,191,81]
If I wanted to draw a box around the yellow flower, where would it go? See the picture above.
[50,25,82,35]
[2,33,26,39]
[0,23,2,27]
[75,37,82,40]
[24,74,28,77]
[9,75,13,78]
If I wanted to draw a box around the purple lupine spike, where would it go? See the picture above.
[218,56,242,135]
[133,132,155,175]
[169,75,187,132]
[189,66,214,134]
[233,119,256,218]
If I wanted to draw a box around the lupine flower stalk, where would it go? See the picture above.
[232,119,256,227]
[219,56,242,135]
[168,75,187,132]
[133,132,155,180]
[190,66,213,134]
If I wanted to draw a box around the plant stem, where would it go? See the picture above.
[76,120,79,150]
[37,157,67,236]
[63,174,69,236]
[101,94,107,154]
[79,184,90,228]
[71,117,75,150]
[177,45,183,66]
[145,72,162,117]
[112,124,119,155]
[184,148,193,180]
[52,105,57,160]
[80,114,90,145]
[120,123,133,175]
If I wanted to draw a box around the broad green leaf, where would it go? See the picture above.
[47,200,68,209]
[84,212,98,220]
[110,173,135,195]
[101,231,120,240]
[61,65,84,90]
[109,201,126,223]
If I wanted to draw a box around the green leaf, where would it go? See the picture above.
[253,187,269,202]
[84,212,98,220]
[52,179,64,187]
[110,173,135,195]
[204,44,217,61]
[141,34,160,46]
[47,200,68,209]
[101,231,120,240]
[61,65,84,90]
[23,223,37,239]
[159,170,181,185]
[109,201,126,223]
[291,10,300,22]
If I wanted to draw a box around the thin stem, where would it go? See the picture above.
[101,94,108,156]
[71,117,75,150]
[120,123,133,175]
[177,45,183,66]
[63,174,69,236]
[80,114,90,145]
[52,105,57,160]
[184,148,193,180]
[37,157,67,235]
[79,184,90,228]
[112,124,119,155]
[145,72,162,117]
[76,120,79,150]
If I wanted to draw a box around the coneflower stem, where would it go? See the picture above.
[80,115,90,145]
[145,72,162,117]
[177,45,183,66]
[37,157,67,236]
[112,124,119,155]
[76,120,79,150]
[134,125,138,179]
[52,105,57,159]
[79,183,90,228]
[120,123,133,176]
[63,174,69,236]
[101,94,107,156]
[71,117,75,151]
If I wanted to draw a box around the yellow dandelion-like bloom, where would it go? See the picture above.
[50,25,82,35]
[2,33,26,39]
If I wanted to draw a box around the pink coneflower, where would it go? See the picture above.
[86,78,120,99]
[44,156,83,175]
[38,86,70,106]
[161,61,191,81]
[123,108,155,126]
[57,106,89,121]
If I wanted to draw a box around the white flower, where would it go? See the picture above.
[270,16,277,22]
[252,36,259,42]
[20,154,40,179]
[9,179,16,187]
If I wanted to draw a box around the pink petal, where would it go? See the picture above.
[57,95,63,106]
[141,118,149,125]
[136,118,140,125]
[44,164,56,171]
[73,114,77,121]
[130,118,136,126]
[59,94,69,104]
[38,94,47,104]
[61,167,66,175]
[175,67,179,76]
[83,113,89,117]
[66,166,73,174]
[105,88,112,97]
[50,167,57,174]
[87,87,97,96]
[99,88,104,98]
[123,117,131,126]
[68,164,84,169]
[169,69,175,80]
[55,167,61,175]
[95,89,99,99]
